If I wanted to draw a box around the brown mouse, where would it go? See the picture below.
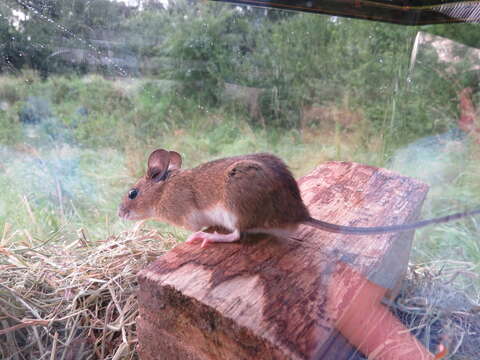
[118,149,480,247]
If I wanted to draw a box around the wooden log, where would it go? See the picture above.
[137,161,430,359]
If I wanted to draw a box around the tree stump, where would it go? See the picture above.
[137,161,431,359]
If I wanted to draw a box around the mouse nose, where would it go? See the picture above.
[118,206,129,219]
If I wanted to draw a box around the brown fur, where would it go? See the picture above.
[118,151,310,233]
[223,155,309,230]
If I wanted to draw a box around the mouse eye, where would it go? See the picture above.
[128,188,138,200]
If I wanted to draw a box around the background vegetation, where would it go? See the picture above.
[1,0,480,277]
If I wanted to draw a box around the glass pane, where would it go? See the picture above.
[0,1,478,359]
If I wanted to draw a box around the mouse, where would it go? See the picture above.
[118,149,480,247]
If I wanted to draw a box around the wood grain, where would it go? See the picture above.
[137,161,429,360]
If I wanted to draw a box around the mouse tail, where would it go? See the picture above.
[302,208,480,235]
[302,217,383,234]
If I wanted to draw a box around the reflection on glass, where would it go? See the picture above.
[0,1,479,359]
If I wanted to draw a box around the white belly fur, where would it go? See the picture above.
[186,205,238,231]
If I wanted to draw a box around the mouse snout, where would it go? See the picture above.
[118,205,130,220]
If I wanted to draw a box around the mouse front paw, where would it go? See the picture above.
[186,230,240,248]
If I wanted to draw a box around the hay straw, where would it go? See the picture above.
[1,226,479,359]
[387,262,480,359]
[0,227,176,359]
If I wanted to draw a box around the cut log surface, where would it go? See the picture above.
[137,161,429,360]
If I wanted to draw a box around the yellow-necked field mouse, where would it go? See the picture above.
[118,149,480,247]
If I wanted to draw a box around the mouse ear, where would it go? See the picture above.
[168,151,182,170]
[147,149,170,182]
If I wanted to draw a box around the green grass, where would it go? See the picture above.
[0,73,479,286]
[413,149,480,269]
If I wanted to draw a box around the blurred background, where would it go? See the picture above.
[0,0,479,284]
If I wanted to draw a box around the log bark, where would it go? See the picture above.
[137,161,429,360]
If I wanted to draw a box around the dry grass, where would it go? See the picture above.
[389,262,480,359]
[0,225,176,360]
[1,225,479,360]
